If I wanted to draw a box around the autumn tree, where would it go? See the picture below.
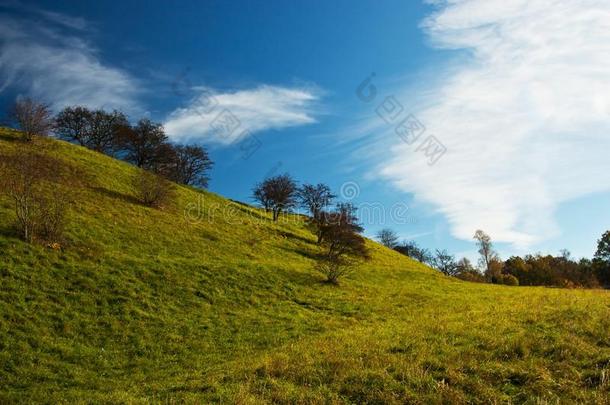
[9,98,54,141]
[473,229,498,274]
[484,257,506,284]
[454,258,486,282]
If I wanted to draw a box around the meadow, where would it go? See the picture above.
[0,128,608,403]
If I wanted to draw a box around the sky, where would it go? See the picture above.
[1,0,609,263]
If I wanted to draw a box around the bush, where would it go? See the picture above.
[0,148,72,244]
[36,190,71,244]
[498,274,519,286]
[134,170,176,208]
[455,269,487,283]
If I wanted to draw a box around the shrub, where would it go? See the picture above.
[498,274,519,286]
[134,170,176,208]
[0,148,72,243]
[455,269,487,283]
[36,190,71,244]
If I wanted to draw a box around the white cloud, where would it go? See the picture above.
[164,85,319,144]
[374,0,610,248]
[0,8,139,113]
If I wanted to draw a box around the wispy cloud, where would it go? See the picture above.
[0,5,139,113]
[368,0,610,248]
[164,85,320,144]
[36,9,89,31]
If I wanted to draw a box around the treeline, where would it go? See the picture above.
[9,98,213,188]
[1,98,213,245]
[378,228,610,289]
[4,98,608,289]
[251,174,369,283]
[2,104,371,285]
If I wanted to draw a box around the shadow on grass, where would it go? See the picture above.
[278,244,320,261]
[229,198,253,208]
[275,229,316,245]
[230,203,270,221]
[0,222,19,241]
[0,133,16,142]
[91,186,141,205]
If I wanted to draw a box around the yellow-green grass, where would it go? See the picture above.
[0,127,608,404]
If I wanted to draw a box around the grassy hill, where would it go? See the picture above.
[0,127,609,404]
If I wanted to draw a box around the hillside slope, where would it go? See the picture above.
[0,128,609,404]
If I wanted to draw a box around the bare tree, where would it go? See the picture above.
[8,98,54,141]
[116,119,170,169]
[376,228,399,248]
[298,183,335,243]
[87,109,128,154]
[0,152,40,242]
[36,189,71,244]
[0,148,70,243]
[455,257,474,273]
[55,107,128,154]
[297,183,335,219]
[473,229,498,274]
[432,249,458,276]
[316,203,369,284]
[252,182,272,212]
[167,145,213,188]
[54,106,93,146]
[394,240,433,265]
[252,174,298,221]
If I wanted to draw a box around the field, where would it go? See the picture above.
[0,128,609,403]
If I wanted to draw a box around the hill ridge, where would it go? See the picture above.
[0,127,608,403]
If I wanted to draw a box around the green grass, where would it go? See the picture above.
[0,127,609,404]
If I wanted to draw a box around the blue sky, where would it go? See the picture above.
[1,0,609,263]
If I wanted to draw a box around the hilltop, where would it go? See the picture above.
[0,128,609,403]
